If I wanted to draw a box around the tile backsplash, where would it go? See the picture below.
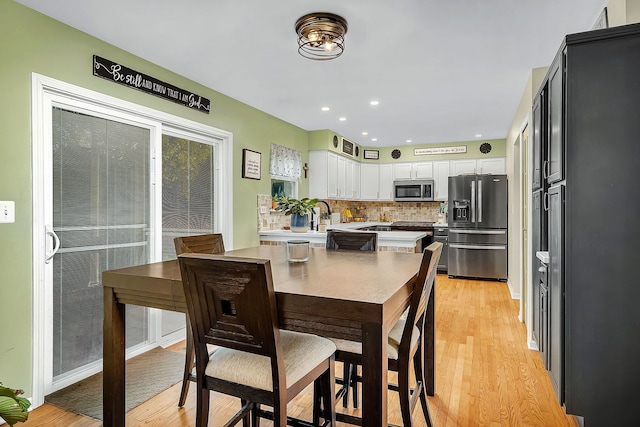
[257,194,446,231]
[328,199,444,223]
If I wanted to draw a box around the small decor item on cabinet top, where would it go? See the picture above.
[479,142,492,154]
[391,149,402,159]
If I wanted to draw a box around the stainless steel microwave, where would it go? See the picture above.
[393,179,434,202]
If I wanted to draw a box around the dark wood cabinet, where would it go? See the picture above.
[531,89,545,191]
[531,22,640,426]
[531,190,543,348]
[547,54,564,185]
[547,184,564,404]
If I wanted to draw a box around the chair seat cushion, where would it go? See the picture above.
[204,329,336,391]
[330,319,420,360]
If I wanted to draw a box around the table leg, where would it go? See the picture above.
[361,322,388,427]
[425,284,435,396]
[103,286,126,426]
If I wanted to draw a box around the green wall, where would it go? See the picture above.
[0,0,308,394]
[0,0,508,397]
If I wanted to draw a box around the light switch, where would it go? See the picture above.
[259,206,268,214]
[0,201,15,223]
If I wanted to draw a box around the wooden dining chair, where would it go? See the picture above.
[178,253,337,427]
[173,233,225,407]
[325,230,377,409]
[325,230,378,251]
[326,242,442,427]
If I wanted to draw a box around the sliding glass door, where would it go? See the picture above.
[47,107,154,391]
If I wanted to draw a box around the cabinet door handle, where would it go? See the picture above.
[543,192,549,211]
[543,160,549,179]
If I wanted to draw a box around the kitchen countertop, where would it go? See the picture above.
[433,222,448,227]
[259,222,427,249]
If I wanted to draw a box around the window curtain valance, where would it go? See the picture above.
[269,143,302,179]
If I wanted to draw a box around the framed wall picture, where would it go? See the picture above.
[363,149,379,160]
[242,149,261,180]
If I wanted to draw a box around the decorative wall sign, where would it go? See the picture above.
[242,149,261,180]
[414,145,467,156]
[342,138,354,155]
[363,150,379,160]
[93,55,211,113]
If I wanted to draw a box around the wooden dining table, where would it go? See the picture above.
[102,245,436,427]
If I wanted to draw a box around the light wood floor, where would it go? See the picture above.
[27,275,578,426]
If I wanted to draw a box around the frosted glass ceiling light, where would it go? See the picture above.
[295,13,348,60]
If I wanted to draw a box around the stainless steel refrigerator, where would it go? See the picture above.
[447,174,508,280]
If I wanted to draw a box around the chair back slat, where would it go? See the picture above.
[326,230,377,251]
[178,254,279,358]
[174,233,225,256]
[399,242,443,353]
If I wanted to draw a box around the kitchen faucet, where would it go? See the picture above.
[310,200,332,231]
[316,200,332,216]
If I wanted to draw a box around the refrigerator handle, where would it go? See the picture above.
[471,180,475,222]
[478,180,483,223]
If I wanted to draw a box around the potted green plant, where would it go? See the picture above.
[0,383,30,426]
[275,196,319,232]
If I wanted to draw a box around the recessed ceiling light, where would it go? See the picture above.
[362,132,368,136]
[371,138,378,142]
[370,100,379,106]
[475,134,482,138]
[406,139,412,143]
[321,107,330,111]
[339,117,347,121]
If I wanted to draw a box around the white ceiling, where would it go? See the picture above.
[16,0,607,147]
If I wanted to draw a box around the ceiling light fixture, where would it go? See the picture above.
[295,12,348,60]
[362,132,368,136]
[339,117,347,121]
[321,107,330,111]
[370,100,379,106]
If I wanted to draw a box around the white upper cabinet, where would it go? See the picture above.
[360,163,379,200]
[379,164,394,200]
[309,150,337,199]
[312,148,505,202]
[393,163,413,180]
[336,155,347,198]
[434,161,450,201]
[450,159,477,175]
[393,162,433,180]
[348,160,360,199]
[449,158,506,176]
[476,157,506,175]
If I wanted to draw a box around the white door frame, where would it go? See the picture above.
[31,73,233,407]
